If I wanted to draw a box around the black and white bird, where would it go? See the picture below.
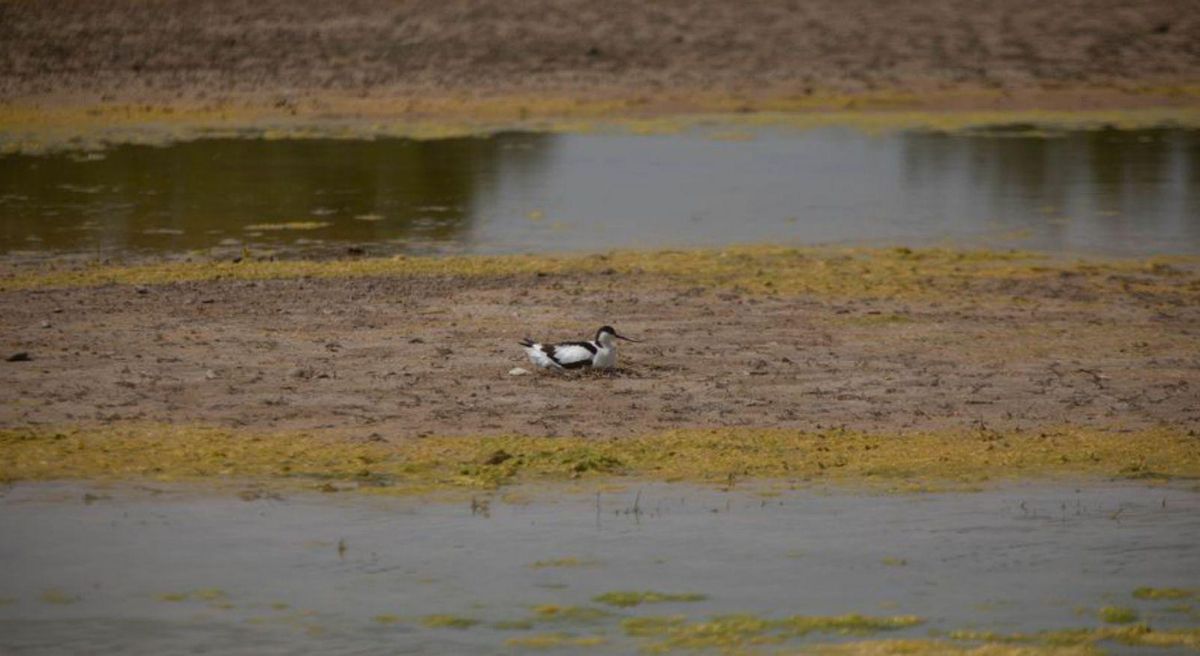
[519,325,641,371]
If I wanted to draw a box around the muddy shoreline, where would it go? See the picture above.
[3,0,1199,143]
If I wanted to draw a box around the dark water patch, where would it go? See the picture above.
[0,127,1198,259]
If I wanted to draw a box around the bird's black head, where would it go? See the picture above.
[597,325,641,342]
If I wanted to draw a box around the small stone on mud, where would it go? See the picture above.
[135,286,150,294]
[205,369,218,379]
[40,320,51,329]
[6,352,31,362]
[509,367,530,376]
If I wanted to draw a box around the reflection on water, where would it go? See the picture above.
[0,135,555,255]
[1,127,1197,258]
[0,482,1197,654]
[901,127,1199,255]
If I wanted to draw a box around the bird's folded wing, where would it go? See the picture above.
[548,344,595,369]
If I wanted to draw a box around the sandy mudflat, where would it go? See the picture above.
[2,249,1197,441]
[2,0,1198,120]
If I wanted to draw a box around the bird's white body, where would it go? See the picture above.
[519,326,636,371]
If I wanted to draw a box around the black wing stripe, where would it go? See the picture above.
[541,342,596,369]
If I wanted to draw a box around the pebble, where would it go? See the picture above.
[508,367,530,376]
[6,352,31,362]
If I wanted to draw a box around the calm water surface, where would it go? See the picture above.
[1,126,1198,258]
[1,481,1197,654]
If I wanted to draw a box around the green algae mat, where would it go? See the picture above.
[3,424,1198,493]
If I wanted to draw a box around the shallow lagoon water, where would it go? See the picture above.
[1,481,1197,654]
[1,126,1198,259]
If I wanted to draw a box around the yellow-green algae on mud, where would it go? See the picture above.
[504,633,607,649]
[623,613,925,653]
[3,93,1200,154]
[769,625,1200,655]
[420,614,480,629]
[1097,607,1139,624]
[612,613,1199,655]
[4,246,1198,304]
[946,625,1200,651]
[808,638,1094,655]
[1,423,1198,492]
[594,591,708,608]
[528,557,600,569]
[1133,587,1195,600]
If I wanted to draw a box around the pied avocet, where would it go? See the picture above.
[519,325,641,371]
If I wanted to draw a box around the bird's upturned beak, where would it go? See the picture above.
[615,332,642,342]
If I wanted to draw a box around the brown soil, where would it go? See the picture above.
[2,0,1199,117]
[3,267,1197,439]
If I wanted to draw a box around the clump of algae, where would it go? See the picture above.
[420,614,479,629]
[810,638,1093,655]
[948,625,1200,650]
[1132,587,1194,600]
[2,423,1199,492]
[1097,606,1138,624]
[529,557,599,569]
[623,615,688,637]
[504,633,607,649]
[624,613,924,653]
[40,589,79,605]
[530,605,612,623]
[158,588,229,604]
[5,245,1196,307]
[593,591,708,608]
[243,222,331,231]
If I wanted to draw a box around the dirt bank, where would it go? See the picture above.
[2,0,1198,124]
[2,248,1198,442]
